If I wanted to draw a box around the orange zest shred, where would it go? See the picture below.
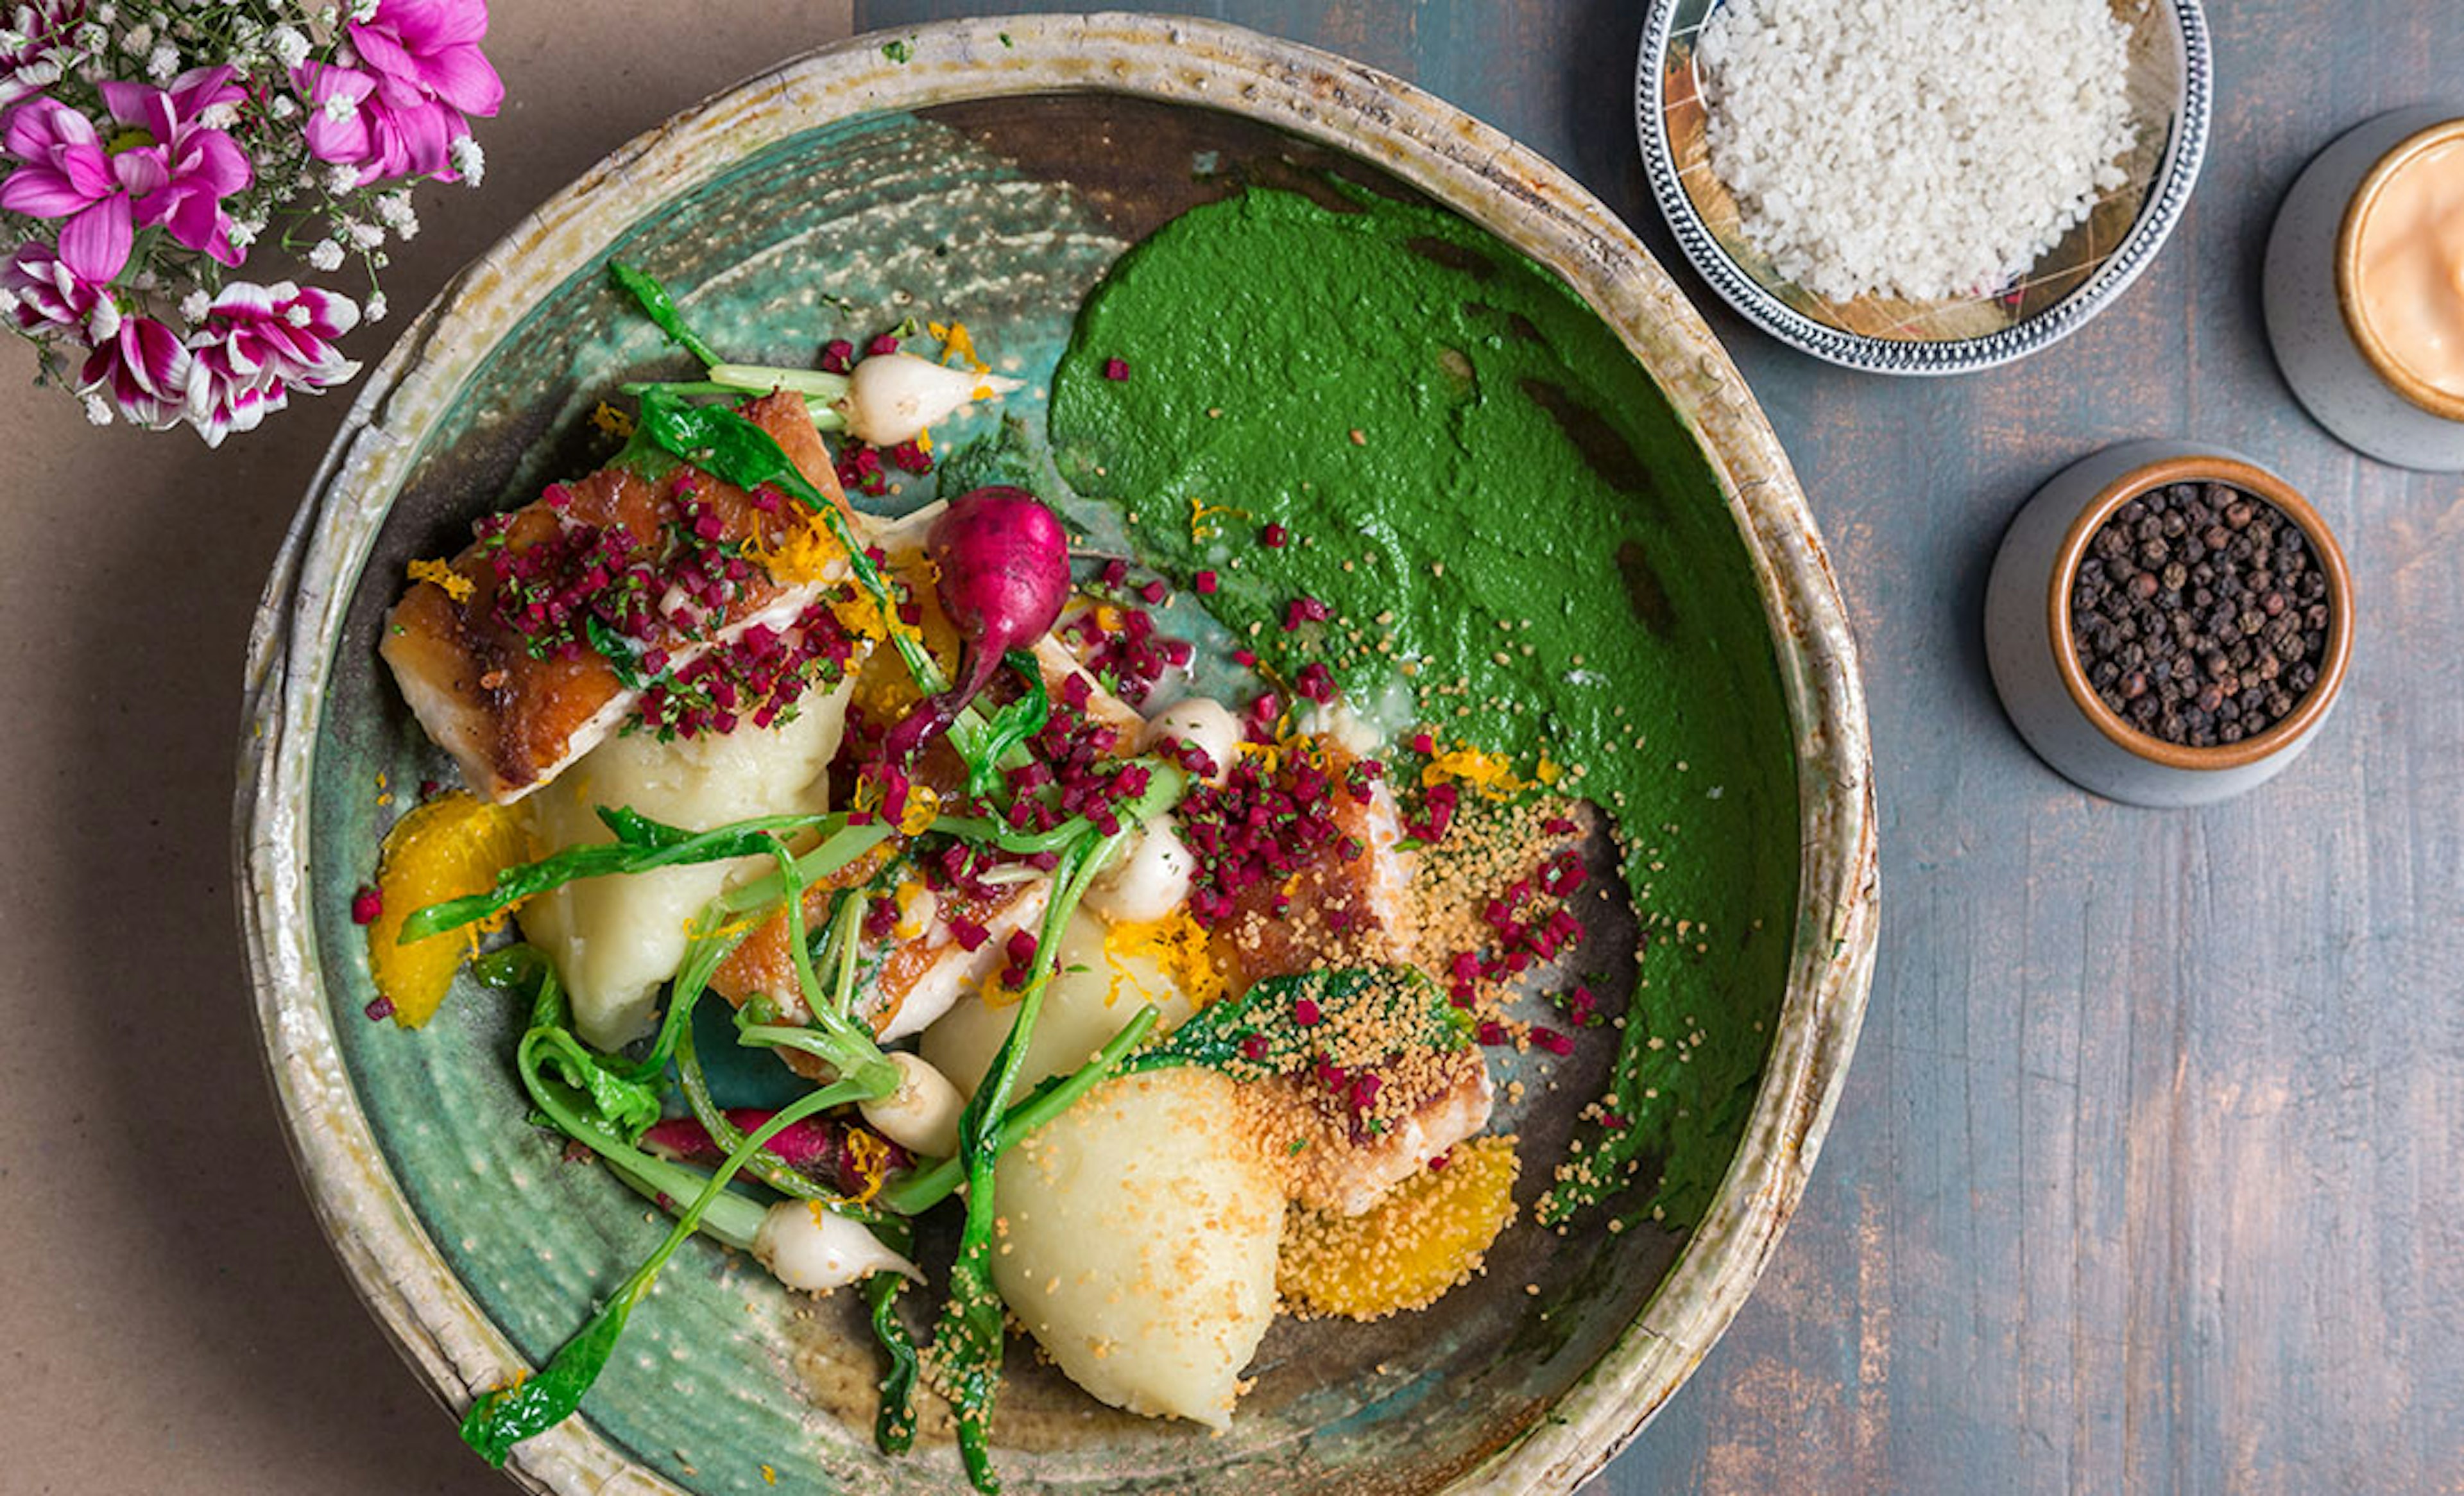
[1278,1135,1519,1320]
[588,400,635,437]
[367,790,529,1028]
[1421,743,1526,802]
[843,1133,892,1205]
[928,319,987,374]
[744,506,850,589]
[1099,908,1226,1011]
[897,783,941,836]
[1188,495,1253,543]
[405,556,474,604]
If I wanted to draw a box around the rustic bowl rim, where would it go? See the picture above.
[234,14,1879,1495]
[1632,0,2214,375]
[2046,454,2354,771]
[2336,115,2464,423]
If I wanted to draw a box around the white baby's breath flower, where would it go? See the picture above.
[348,0,378,21]
[268,23,307,67]
[267,92,296,120]
[346,219,383,249]
[308,238,345,271]
[324,162,357,194]
[320,89,356,123]
[316,5,338,26]
[284,304,312,327]
[375,189,415,228]
[119,22,150,51]
[227,218,259,249]
[94,2,119,21]
[178,288,209,323]
[448,135,484,187]
[83,394,113,426]
[145,40,176,78]
[364,291,387,323]
[71,21,103,53]
[197,100,237,129]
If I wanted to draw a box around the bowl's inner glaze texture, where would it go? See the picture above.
[305,95,1797,1496]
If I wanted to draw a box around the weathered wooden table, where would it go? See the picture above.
[3,4,2454,1493]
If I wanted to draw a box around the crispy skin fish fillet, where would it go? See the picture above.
[1209,744,1415,999]
[381,392,853,804]
[712,871,1051,1080]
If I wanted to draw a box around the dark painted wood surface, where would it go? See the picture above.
[848,2,2464,1492]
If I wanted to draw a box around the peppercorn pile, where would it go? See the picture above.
[2069,483,2332,748]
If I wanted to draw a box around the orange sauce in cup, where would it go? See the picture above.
[2347,127,2464,414]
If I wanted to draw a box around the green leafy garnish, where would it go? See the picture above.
[1122,965,1470,1079]
[400,811,886,943]
[863,1223,922,1456]
[459,1076,871,1466]
[607,260,724,367]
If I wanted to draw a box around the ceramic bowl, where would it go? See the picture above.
[1635,0,2212,375]
[1984,440,2353,807]
[2264,105,2464,470]
[237,16,1878,1496]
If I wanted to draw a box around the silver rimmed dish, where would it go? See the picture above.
[1636,0,2213,375]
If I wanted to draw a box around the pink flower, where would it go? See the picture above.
[296,0,500,185]
[0,67,252,282]
[182,280,361,446]
[1,98,124,280]
[0,2,86,115]
[96,67,254,262]
[80,312,189,429]
[0,239,105,340]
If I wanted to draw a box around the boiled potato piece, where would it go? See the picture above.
[993,1069,1281,1428]
[517,680,851,1049]
[921,910,1196,1097]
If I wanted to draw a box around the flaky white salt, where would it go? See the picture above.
[1695,0,2139,304]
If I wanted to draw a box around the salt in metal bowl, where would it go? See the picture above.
[1636,0,2212,375]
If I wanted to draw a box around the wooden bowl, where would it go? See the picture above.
[237,16,1877,1495]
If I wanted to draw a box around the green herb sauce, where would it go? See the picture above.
[1047,185,1799,1228]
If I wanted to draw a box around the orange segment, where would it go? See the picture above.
[1278,1135,1519,1321]
[366,789,529,1028]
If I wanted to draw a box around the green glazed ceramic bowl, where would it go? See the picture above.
[237,15,1878,1495]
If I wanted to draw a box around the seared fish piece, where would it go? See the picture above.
[712,868,1051,1078]
[381,392,855,804]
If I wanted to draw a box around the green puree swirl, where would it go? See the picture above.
[1047,186,1798,1230]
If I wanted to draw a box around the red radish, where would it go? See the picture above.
[882,486,1072,762]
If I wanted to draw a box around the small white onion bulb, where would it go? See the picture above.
[858,1051,964,1159]
[1140,696,1241,786]
[753,1200,920,1293]
[1082,814,1196,927]
[838,352,1023,447]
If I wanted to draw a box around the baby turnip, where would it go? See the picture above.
[1082,814,1197,926]
[859,1051,965,1159]
[838,352,1022,447]
[754,1199,920,1293]
[1140,696,1242,786]
[882,486,1073,762]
